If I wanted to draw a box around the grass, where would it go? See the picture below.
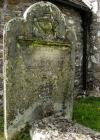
[0,97,100,140]
[12,124,30,140]
[73,97,100,132]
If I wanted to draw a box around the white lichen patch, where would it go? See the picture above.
[30,115,100,140]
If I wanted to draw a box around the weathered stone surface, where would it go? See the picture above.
[30,114,100,140]
[31,131,93,140]
[4,2,76,139]
[87,0,100,97]
[0,0,83,109]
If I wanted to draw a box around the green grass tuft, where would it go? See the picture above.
[73,97,100,132]
[12,124,30,140]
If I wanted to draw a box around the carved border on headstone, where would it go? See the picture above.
[3,1,76,140]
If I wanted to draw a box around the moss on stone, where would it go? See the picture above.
[32,40,71,48]
[18,39,71,48]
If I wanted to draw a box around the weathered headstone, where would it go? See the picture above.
[4,1,76,139]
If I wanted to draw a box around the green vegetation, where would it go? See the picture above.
[0,108,4,140]
[73,97,100,132]
[12,124,30,140]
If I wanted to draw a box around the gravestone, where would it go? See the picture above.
[4,1,76,140]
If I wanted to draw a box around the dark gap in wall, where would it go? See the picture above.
[81,12,88,92]
[45,0,90,14]
[46,0,91,12]
[81,11,92,94]
[0,0,4,7]
[86,12,93,91]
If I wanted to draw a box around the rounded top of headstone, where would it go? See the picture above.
[23,1,67,41]
[24,1,62,19]
[4,1,76,43]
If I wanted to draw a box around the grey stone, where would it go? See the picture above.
[0,0,83,107]
[30,115,100,140]
[4,2,76,139]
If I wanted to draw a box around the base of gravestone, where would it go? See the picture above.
[30,114,100,140]
[6,100,73,140]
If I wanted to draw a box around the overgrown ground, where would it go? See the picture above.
[0,97,100,140]
[12,125,30,140]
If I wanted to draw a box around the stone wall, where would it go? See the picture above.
[87,0,100,97]
[60,6,83,95]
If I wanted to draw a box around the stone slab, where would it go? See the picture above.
[3,1,76,139]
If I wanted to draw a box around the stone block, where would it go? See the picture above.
[4,2,76,139]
